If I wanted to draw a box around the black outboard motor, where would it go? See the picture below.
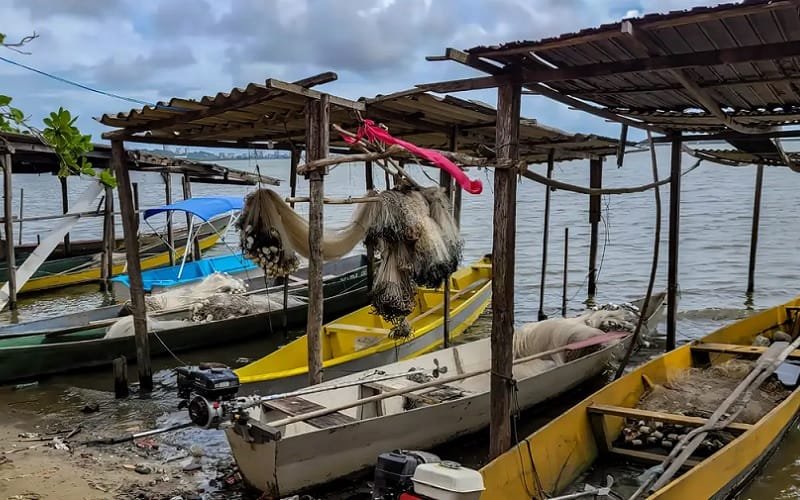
[372,450,441,500]
[176,364,240,428]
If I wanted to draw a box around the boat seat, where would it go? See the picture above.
[261,396,356,430]
[691,343,800,362]
[363,378,470,406]
[326,323,390,335]
[587,404,753,433]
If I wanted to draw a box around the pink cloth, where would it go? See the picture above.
[341,119,483,194]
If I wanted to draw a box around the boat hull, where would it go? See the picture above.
[226,335,627,496]
[0,260,369,384]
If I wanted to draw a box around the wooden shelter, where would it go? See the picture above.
[423,0,800,458]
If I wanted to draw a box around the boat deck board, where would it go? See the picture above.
[587,404,753,433]
[691,342,800,361]
[262,396,356,429]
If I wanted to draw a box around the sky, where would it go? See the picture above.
[0,0,715,147]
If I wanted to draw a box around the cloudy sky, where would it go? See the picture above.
[0,0,711,146]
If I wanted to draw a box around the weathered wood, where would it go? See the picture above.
[691,342,800,361]
[490,76,520,460]
[180,174,200,261]
[588,157,603,300]
[101,186,115,290]
[587,404,752,432]
[113,356,129,399]
[538,150,555,321]
[609,447,700,469]
[111,140,152,392]
[562,227,569,317]
[2,153,16,310]
[667,133,682,352]
[746,164,764,295]
[17,187,23,246]
[453,182,462,228]
[365,160,375,293]
[284,196,379,204]
[441,128,456,348]
[305,95,330,386]
[283,149,300,337]
[617,124,629,167]
[262,395,356,429]
[162,172,175,266]
[132,181,140,228]
[60,177,71,255]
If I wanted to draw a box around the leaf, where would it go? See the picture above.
[9,107,24,122]
[99,169,117,188]
[0,33,5,45]
[0,95,11,107]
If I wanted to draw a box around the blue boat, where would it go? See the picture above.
[112,196,261,299]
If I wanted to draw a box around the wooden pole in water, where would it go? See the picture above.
[588,156,603,301]
[113,356,129,399]
[162,172,175,266]
[132,182,140,228]
[538,150,555,321]
[282,148,300,337]
[111,139,152,392]
[2,153,17,310]
[746,164,764,296]
[101,186,114,290]
[562,227,569,317]
[440,127,457,348]
[180,174,200,261]
[365,160,375,293]
[17,187,23,246]
[453,181,462,228]
[305,95,329,386]
[490,75,520,460]
[666,132,682,352]
[60,177,71,255]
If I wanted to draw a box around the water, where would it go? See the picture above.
[1,147,799,496]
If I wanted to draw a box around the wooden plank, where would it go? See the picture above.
[262,396,356,429]
[2,153,16,310]
[305,95,329,386]
[490,75,521,460]
[266,79,364,111]
[608,446,700,468]
[691,342,800,361]
[112,140,152,392]
[588,404,753,432]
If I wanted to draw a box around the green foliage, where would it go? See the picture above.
[1,31,115,187]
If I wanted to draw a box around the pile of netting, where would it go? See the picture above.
[235,186,463,339]
[366,186,462,338]
[190,293,306,322]
[236,188,375,277]
[143,272,247,312]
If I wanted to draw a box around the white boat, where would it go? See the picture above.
[223,294,666,497]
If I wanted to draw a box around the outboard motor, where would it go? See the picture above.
[372,450,441,500]
[372,450,485,500]
[176,364,240,428]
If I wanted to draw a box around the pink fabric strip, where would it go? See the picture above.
[341,119,483,194]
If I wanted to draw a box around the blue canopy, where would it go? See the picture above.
[143,196,244,222]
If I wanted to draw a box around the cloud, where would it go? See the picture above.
[0,0,694,141]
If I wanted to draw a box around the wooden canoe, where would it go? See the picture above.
[479,296,800,500]
[0,216,227,294]
[0,255,370,384]
[234,256,494,395]
[224,293,666,497]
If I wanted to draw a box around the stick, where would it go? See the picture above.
[263,332,628,429]
[296,145,406,174]
[285,195,380,204]
[80,422,192,446]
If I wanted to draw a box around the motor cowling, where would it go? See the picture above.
[372,450,441,500]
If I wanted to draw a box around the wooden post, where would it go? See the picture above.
[282,149,300,337]
[441,127,457,348]
[588,157,603,301]
[132,181,140,228]
[666,133,682,352]
[305,95,330,386]
[181,174,200,261]
[113,356,129,399]
[17,187,23,246]
[538,150,555,321]
[365,160,376,293]
[162,172,175,266]
[101,186,114,290]
[562,227,569,317]
[2,153,17,310]
[111,140,153,392]
[453,183,462,228]
[490,76,520,460]
[60,177,71,255]
[746,164,764,296]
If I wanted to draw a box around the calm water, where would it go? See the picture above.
[1,146,799,497]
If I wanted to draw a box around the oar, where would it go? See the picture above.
[258,332,628,430]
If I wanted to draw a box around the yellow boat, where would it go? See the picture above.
[17,231,220,293]
[480,296,800,499]
[236,256,493,394]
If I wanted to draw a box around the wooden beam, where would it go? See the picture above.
[667,133,682,352]
[651,128,800,144]
[588,403,753,432]
[2,153,17,310]
[490,74,521,460]
[101,72,338,138]
[416,74,509,94]
[588,157,602,300]
[266,79,364,111]
[305,94,330,386]
[111,140,152,392]
[746,165,764,296]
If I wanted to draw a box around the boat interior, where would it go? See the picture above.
[479,298,800,500]
[234,257,493,383]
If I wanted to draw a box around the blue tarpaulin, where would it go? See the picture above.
[142,196,244,222]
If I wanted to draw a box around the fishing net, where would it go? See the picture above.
[103,315,188,340]
[190,293,306,322]
[637,359,789,425]
[144,272,248,312]
[236,188,376,277]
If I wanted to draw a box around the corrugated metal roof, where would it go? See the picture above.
[688,147,799,165]
[461,0,800,132]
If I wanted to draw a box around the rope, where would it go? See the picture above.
[521,159,702,195]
